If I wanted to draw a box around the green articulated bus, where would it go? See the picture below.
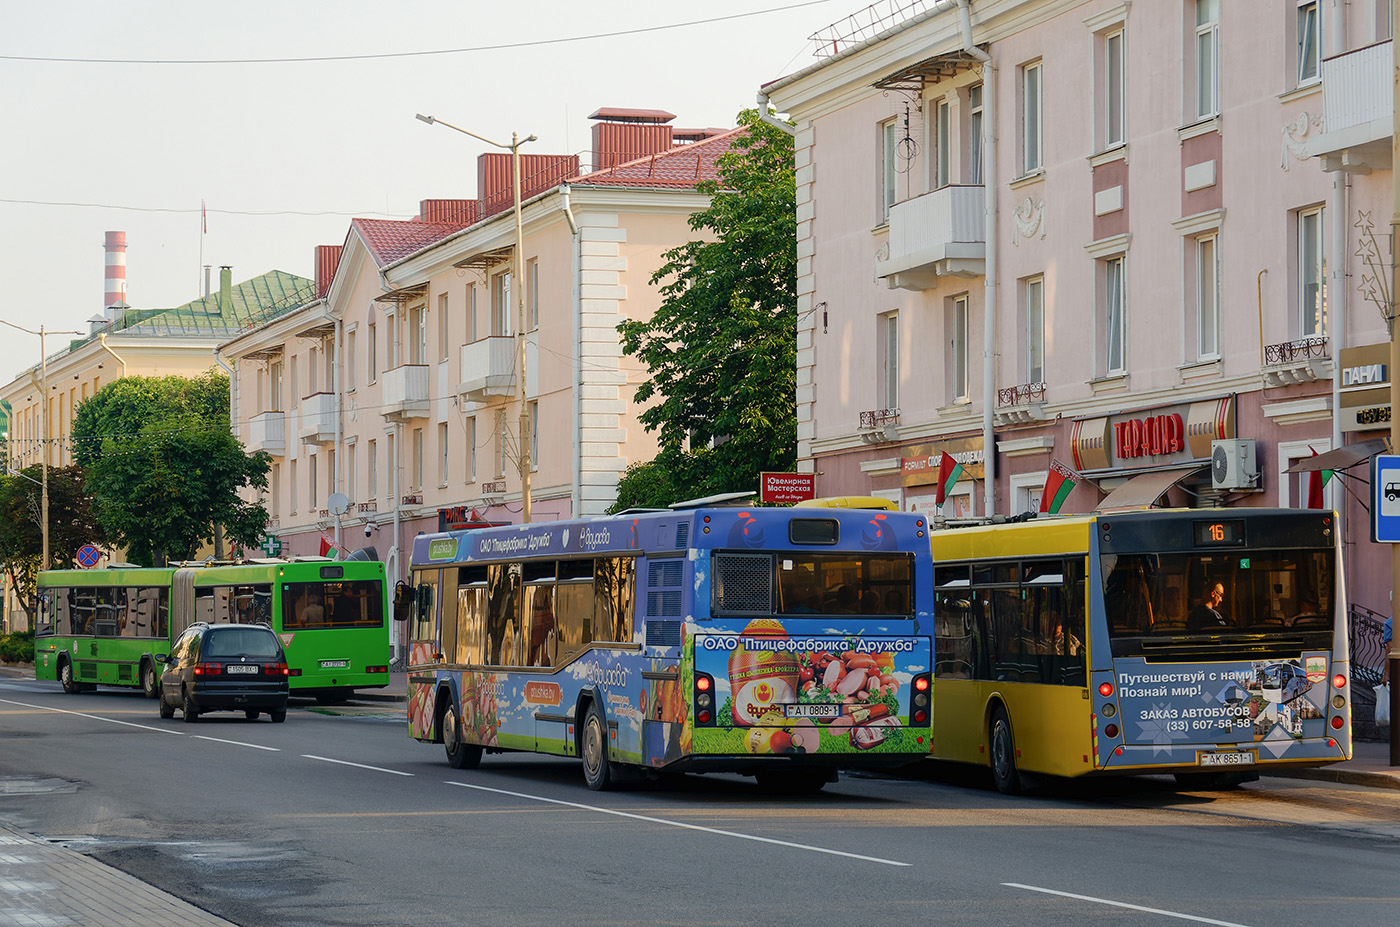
[34,559,391,703]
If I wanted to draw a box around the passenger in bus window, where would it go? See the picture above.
[299,593,325,625]
[1188,582,1228,630]
[884,589,906,614]
[860,589,881,614]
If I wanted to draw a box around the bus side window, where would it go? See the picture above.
[594,557,635,643]
[455,567,489,665]
[555,559,594,662]
[487,564,520,665]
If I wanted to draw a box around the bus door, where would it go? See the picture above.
[408,569,441,667]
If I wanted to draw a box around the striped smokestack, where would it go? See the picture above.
[104,231,128,309]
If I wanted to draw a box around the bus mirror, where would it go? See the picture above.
[392,582,413,622]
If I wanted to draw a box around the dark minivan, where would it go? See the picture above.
[159,622,290,722]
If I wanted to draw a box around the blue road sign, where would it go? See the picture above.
[1371,454,1400,542]
[76,545,101,568]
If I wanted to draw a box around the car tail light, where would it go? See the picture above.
[265,663,290,676]
[1098,681,1114,697]
[193,663,220,676]
[694,671,716,726]
[367,665,388,674]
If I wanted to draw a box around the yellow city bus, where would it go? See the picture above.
[928,508,1351,792]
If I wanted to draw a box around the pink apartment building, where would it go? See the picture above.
[762,0,1394,647]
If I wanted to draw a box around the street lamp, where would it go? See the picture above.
[416,112,537,523]
[0,321,83,572]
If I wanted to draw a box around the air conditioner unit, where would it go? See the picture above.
[1211,438,1258,491]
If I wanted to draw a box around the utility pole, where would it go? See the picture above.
[1389,0,1399,767]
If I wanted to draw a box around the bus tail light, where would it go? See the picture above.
[367,665,388,674]
[1330,715,1345,730]
[1104,723,1120,739]
[1332,674,1346,689]
[1098,681,1114,697]
[289,668,303,677]
[694,671,716,726]
[911,673,931,726]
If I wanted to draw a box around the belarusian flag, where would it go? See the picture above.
[1039,459,1081,514]
[319,536,340,559]
[1306,446,1332,508]
[935,451,963,505]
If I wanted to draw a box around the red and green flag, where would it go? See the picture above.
[319,535,341,559]
[935,451,963,505]
[1306,446,1332,509]
[1039,459,1081,514]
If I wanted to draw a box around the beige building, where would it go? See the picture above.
[221,109,740,647]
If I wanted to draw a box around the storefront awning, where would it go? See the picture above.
[1282,438,1389,473]
[1094,466,1205,512]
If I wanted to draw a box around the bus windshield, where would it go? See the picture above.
[281,580,385,630]
[1102,547,1334,658]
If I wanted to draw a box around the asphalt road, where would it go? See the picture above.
[2,673,1397,927]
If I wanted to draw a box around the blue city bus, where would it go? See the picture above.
[403,501,934,791]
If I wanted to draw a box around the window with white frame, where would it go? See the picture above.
[387,432,396,498]
[967,83,984,184]
[346,330,357,391]
[1194,0,1220,119]
[387,310,400,369]
[310,455,319,509]
[934,98,951,189]
[368,438,377,500]
[439,422,449,486]
[1195,234,1220,359]
[467,283,477,341]
[438,293,449,362]
[1022,61,1043,174]
[1103,255,1127,376]
[412,427,424,492]
[1103,28,1125,148]
[881,119,900,220]
[949,294,969,402]
[1025,276,1045,384]
[496,414,509,478]
[529,400,539,471]
[289,355,299,406]
[492,271,513,336]
[1279,439,1334,509]
[269,360,283,410]
[1296,0,1320,85]
[271,463,280,517]
[408,304,426,366]
[367,318,377,383]
[527,258,539,329]
[1298,205,1326,337]
[881,312,900,410]
[347,442,357,502]
[1010,470,1047,517]
[290,458,298,515]
[466,417,476,484]
[1379,0,1393,41]
[308,346,319,394]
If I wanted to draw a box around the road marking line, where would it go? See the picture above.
[302,755,414,776]
[194,736,280,752]
[0,697,180,735]
[1003,883,1254,926]
[446,780,911,867]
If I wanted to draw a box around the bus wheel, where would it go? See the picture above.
[581,704,614,791]
[443,703,482,770]
[141,661,159,699]
[990,708,1022,795]
[60,660,80,695]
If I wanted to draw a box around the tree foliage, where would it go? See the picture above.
[72,371,270,566]
[613,109,797,510]
[0,465,105,623]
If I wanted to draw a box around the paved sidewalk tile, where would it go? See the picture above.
[0,823,237,927]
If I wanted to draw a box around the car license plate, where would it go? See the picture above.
[225,664,259,675]
[1199,751,1253,767]
[320,660,348,669]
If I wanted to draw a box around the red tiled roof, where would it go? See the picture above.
[569,127,743,189]
[350,217,470,267]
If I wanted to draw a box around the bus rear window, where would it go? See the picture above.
[712,552,913,616]
[282,580,385,630]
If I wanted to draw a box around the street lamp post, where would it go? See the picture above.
[0,321,83,572]
[416,113,537,523]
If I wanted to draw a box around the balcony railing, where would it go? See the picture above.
[248,410,285,455]
[875,185,986,290]
[382,365,430,420]
[994,383,1047,426]
[1307,40,1391,170]
[1262,336,1329,386]
[859,409,899,430]
[997,383,1046,407]
[356,500,377,513]
[401,492,423,506]
[459,336,516,402]
[299,391,336,445]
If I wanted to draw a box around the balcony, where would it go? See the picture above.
[1262,336,1329,386]
[356,500,377,513]
[875,185,985,291]
[382,364,430,421]
[1305,40,1391,173]
[248,410,285,455]
[994,382,1048,426]
[858,408,900,445]
[458,336,516,402]
[299,392,336,446]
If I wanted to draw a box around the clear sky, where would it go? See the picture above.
[0,0,846,387]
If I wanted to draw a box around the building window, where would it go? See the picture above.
[271,463,280,518]
[387,311,400,369]
[467,283,478,342]
[881,312,900,410]
[1298,206,1326,337]
[290,459,298,515]
[527,258,539,329]
[466,417,476,484]
[1022,61,1043,174]
[496,414,509,479]
[348,443,357,502]
[412,428,424,492]
[1103,29,1125,148]
[1195,235,1220,359]
[438,293,450,362]
[439,422,449,486]
[881,119,900,220]
[1025,276,1045,384]
[949,294,969,402]
[310,455,319,509]
[967,83,984,184]
[289,355,299,406]
[309,346,319,394]
[346,331,357,391]
[269,360,283,410]
[368,439,377,500]
[1194,0,1219,119]
[934,98,951,189]
[387,433,396,499]
[529,400,539,471]
[492,271,513,336]
[408,304,426,366]
[1103,255,1127,376]
[1297,0,1320,85]
[367,319,377,383]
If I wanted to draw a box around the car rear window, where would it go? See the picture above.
[203,628,281,659]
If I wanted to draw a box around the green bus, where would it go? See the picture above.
[34,559,391,702]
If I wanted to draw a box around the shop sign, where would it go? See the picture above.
[1073,397,1233,473]
[760,472,816,504]
[1340,343,1391,433]
[899,436,985,488]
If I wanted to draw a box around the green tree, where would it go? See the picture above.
[613,108,797,510]
[72,371,270,566]
[0,465,105,624]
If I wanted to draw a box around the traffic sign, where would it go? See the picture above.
[261,534,283,556]
[1372,454,1400,542]
[76,545,101,568]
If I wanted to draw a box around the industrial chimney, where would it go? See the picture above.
[104,231,127,310]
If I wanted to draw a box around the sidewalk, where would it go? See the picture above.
[1267,737,1400,790]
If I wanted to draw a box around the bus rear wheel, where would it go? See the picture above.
[581,704,614,791]
[443,703,482,769]
[990,708,1022,795]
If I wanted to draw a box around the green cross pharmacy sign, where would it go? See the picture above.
[261,534,283,556]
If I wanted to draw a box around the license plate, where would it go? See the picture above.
[785,703,841,719]
[1199,751,1253,767]
[319,660,348,669]
[225,664,259,675]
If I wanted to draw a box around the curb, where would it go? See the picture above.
[1264,766,1400,791]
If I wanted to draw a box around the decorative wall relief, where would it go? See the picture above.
[1280,111,1322,170]
[1012,196,1046,245]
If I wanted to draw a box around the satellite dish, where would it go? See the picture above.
[327,492,350,516]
